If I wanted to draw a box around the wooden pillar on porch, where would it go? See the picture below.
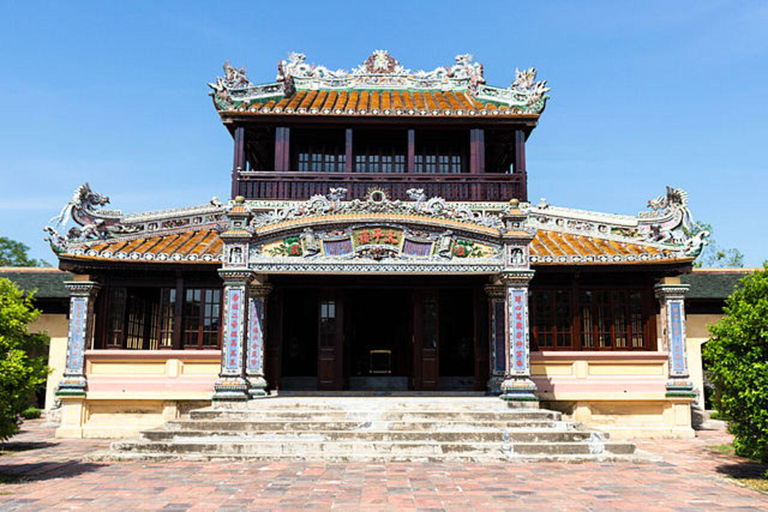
[231,126,245,199]
[514,129,527,202]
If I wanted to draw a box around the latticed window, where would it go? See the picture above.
[105,287,127,348]
[530,287,652,351]
[319,300,337,348]
[183,288,222,349]
[157,288,176,348]
[354,129,406,173]
[580,290,646,349]
[293,128,345,172]
[531,289,572,349]
[414,130,467,173]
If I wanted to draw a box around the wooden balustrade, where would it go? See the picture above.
[236,171,525,202]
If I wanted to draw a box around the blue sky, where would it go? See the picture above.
[1,1,766,265]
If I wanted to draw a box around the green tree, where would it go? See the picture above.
[690,222,745,268]
[0,237,50,267]
[0,278,50,440]
[703,264,768,469]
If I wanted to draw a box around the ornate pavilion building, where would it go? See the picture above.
[46,51,706,439]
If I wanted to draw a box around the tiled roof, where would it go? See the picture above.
[226,89,535,118]
[529,231,690,265]
[60,228,689,267]
[64,229,222,263]
[0,267,73,298]
[681,268,756,300]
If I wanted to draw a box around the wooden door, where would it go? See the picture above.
[413,290,439,390]
[317,293,344,390]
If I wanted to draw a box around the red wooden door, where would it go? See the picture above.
[413,290,439,390]
[317,294,344,390]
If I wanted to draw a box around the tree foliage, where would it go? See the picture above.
[691,222,745,268]
[703,264,768,466]
[0,278,50,440]
[0,237,49,267]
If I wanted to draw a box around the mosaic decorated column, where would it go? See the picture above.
[57,280,100,396]
[213,269,253,402]
[485,284,506,395]
[499,270,537,404]
[246,281,272,398]
[655,281,695,398]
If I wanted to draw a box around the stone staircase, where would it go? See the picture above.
[105,397,642,462]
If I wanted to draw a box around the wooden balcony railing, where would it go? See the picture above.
[236,171,526,202]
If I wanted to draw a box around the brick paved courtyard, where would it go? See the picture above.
[1,420,766,511]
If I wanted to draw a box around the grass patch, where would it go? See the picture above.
[708,444,736,455]
[730,477,768,494]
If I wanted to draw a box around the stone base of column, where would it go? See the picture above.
[247,375,268,399]
[486,375,504,396]
[56,375,87,397]
[212,376,249,402]
[500,376,539,407]
[666,378,696,398]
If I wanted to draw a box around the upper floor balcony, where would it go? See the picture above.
[229,125,530,203]
[235,170,524,202]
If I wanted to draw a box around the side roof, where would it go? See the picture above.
[0,267,72,299]
[682,268,756,300]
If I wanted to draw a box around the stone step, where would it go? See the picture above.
[140,429,603,444]
[187,410,562,422]
[110,439,635,459]
[163,419,563,432]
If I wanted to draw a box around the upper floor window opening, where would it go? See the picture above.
[354,129,406,173]
[415,130,468,174]
[292,128,345,172]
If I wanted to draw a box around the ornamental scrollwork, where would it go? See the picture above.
[250,188,505,231]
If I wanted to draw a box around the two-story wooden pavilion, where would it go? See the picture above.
[46,51,706,439]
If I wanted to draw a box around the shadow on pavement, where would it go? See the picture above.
[0,461,105,483]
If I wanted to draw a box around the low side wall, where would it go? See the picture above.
[532,351,693,439]
[56,350,219,438]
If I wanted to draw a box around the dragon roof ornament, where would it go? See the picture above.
[209,51,550,114]
[43,183,226,255]
[524,186,709,258]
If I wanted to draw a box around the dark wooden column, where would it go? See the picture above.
[469,129,485,200]
[172,275,184,350]
[274,127,290,172]
[231,126,245,199]
[407,129,415,173]
[514,129,527,202]
[345,128,354,173]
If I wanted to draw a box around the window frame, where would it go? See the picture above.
[530,285,656,351]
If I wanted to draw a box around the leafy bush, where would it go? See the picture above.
[0,278,50,440]
[703,264,768,468]
[21,407,41,420]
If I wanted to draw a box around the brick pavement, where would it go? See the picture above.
[0,419,766,511]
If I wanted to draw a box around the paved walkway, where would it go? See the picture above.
[0,420,766,511]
